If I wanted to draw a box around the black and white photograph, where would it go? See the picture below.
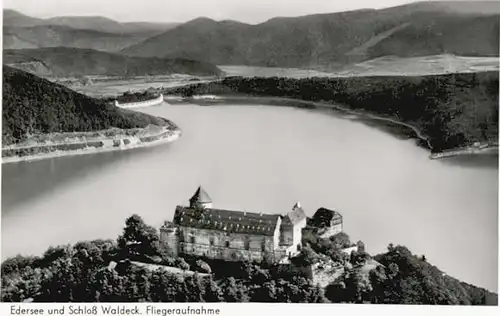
[0,0,499,309]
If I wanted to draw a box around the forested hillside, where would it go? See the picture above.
[1,214,496,304]
[2,66,167,146]
[165,72,499,152]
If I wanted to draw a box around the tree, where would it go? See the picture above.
[184,273,205,302]
[292,246,319,266]
[330,232,352,248]
[204,277,224,302]
[221,277,248,302]
[250,281,277,302]
[309,285,328,303]
[325,279,346,303]
[343,269,370,303]
[117,215,161,258]
[195,260,212,274]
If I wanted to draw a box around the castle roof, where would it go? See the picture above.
[312,207,342,225]
[174,206,280,236]
[189,186,212,204]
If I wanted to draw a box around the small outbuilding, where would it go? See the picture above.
[311,207,343,237]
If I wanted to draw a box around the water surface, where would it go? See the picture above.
[2,103,498,292]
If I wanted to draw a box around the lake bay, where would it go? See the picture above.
[2,103,498,292]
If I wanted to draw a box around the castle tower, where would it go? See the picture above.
[159,221,179,257]
[292,201,301,211]
[189,186,213,209]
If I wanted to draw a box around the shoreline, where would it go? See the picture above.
[173,94,498,160]
[2,125,182,165]
[166,94,433,148]
[429,145,499,160]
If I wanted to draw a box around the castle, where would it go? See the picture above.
[160,186,343,263]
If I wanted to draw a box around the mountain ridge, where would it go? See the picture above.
[3,9,180,34]
[3,47,223,78]
[2,9,180,52]
[121,2,500,68]
[3,24,153,52]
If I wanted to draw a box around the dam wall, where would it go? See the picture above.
[115,94,165,109]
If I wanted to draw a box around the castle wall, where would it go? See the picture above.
[160,226,178,256]
[279,216,294,246]
[319,222,343,239]
[279,217,306,256]
[293,218,307,245]
[177,227,277,263]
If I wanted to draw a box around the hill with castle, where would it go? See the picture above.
[1,186,497,304]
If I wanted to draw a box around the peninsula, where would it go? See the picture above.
[1,66,181,163]
[1,186,497,305]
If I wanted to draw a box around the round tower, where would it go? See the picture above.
[189,186,213,209]
[160,221,179,257]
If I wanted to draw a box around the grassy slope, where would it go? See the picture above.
[121,3,499,68]
[2,66,167,146]
[3,47,223,78]
[165,72,499,152]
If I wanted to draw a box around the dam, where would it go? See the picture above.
[115,93,166,109]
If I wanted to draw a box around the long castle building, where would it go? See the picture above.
[160,186,313,263]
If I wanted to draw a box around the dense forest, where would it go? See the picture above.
[1,214,497,304]
[115,90,161,104]
[2,66,168,146]
[165,72,499,152]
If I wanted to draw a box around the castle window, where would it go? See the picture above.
[190,236,196,244]
[261,240,266,252]
[244,237,250,250]
[209,236,215,246]
[225,241,230,248]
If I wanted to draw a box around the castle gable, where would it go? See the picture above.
[174,206,280,236]
[311,207,342,227]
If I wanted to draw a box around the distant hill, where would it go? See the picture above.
[121,1,500,68]
[1,66,167,145]
[3,47,223,78]
[3,25,152,52]
[3,9,179,34]
[2,9,179,52]
[2,9,43,27]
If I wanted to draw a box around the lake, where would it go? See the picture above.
[2,103,498,292]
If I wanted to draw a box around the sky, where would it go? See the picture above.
[3,0,423,24]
